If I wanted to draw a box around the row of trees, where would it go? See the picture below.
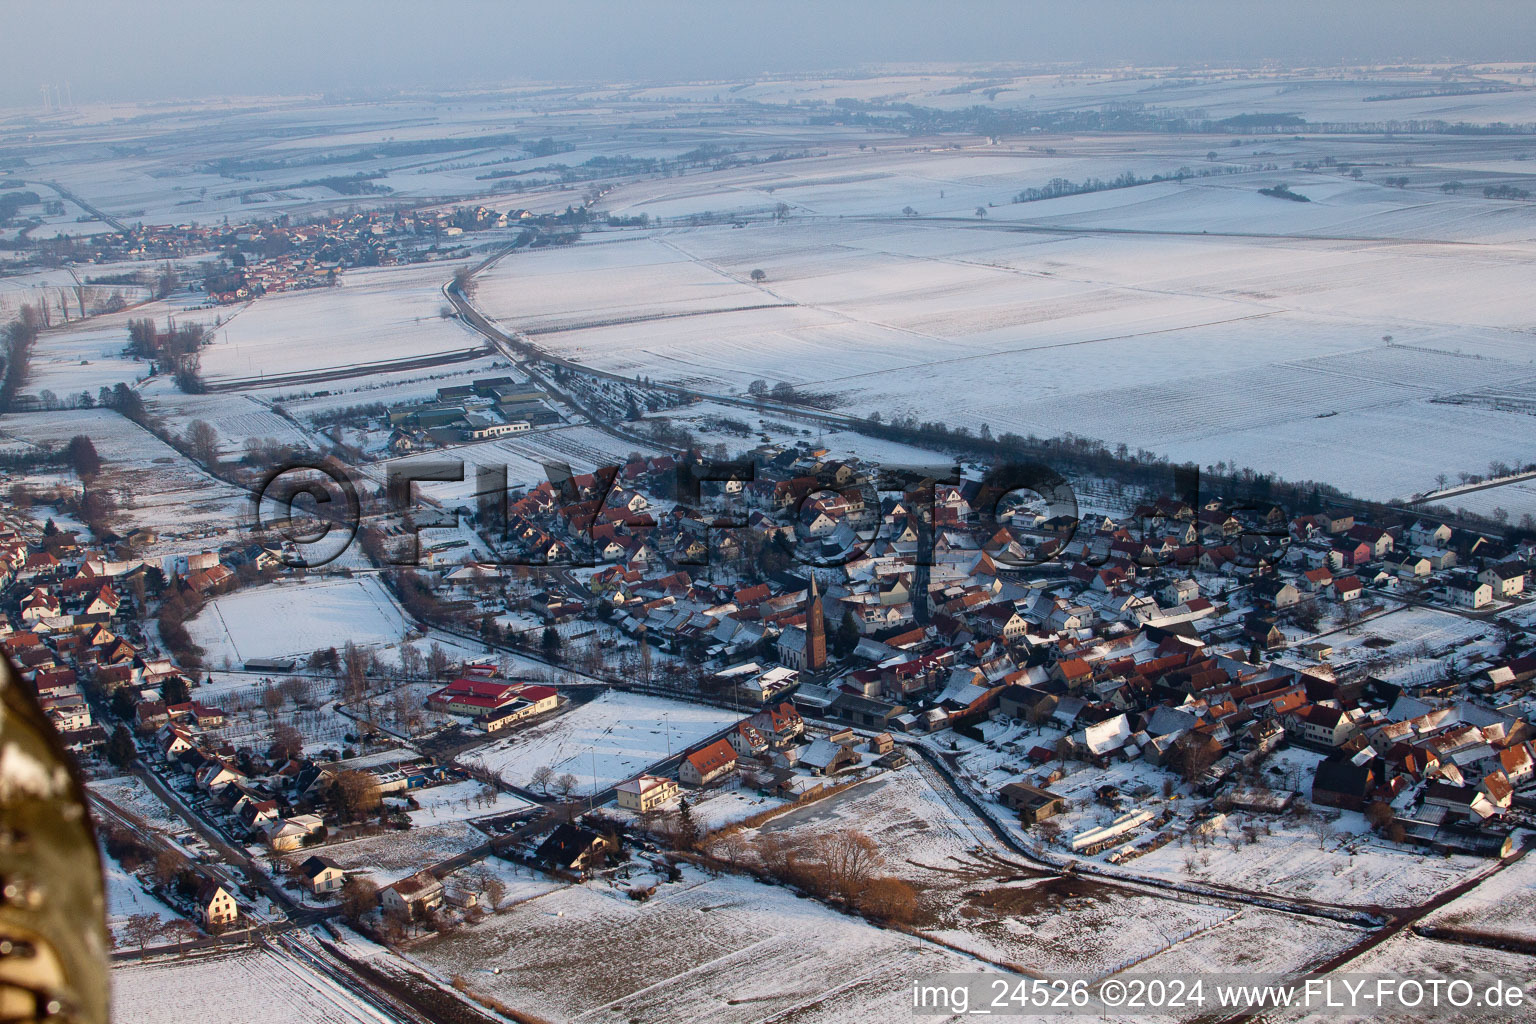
[0,303,40,412]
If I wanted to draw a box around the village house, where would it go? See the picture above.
[680,738,739,787]
[1448,579,1493,610]
[615,773,679,813]
[1311,757,1375,811]
[534,823,613,877]
[382,871,445,920]
[1291,705,1358,750]
[1477,563,1526,598]
[197,881,240,930]
[297,855,347,895]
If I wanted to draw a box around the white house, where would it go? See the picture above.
[615,774,679,813]
[1449,579,1493,610]
[1478,563,1526,598]
[1408,521,1452,548]
[197,881,239,929]
[297,855,346,894]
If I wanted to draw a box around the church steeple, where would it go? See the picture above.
[805,573,826,672]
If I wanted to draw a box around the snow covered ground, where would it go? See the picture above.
[187,576,409,665]
[1420,853,1536,946]
[476,186,1536,499]
[410,867,995,1024]
[0,409,250,542]
[299,821,487,886]
[393,778,533,827]
[459,690,743,796]
[111,945,396,1024]
[198,262,487,386]
[89,776,185,834]
[101,846,187,949]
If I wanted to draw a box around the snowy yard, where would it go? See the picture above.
[101,846,187,949]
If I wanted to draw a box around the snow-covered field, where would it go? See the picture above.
[396,778,532,827]
[0,409,250,540]
[148,390,317,458]
[199,263,487,385]
[112,945,395,1024]
[410,868,993,1024]
[1421,854,1536,947]
[186,576,408,665]
[750,766,1355,977]
[461,690,742,796]
[1126,812,1487,909]
[1269,930,1536,1024]
[476,184,1536,499]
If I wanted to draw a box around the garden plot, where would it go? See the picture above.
[300,821,487,886]
[1325,606,1493,658]
[1420,854,1536,947]
[186,576,409,665]
[410,869,995,1024]
[199,262,488,386]
[461,691,741,796]
[189,673,360,758]
[112,945,396,1024]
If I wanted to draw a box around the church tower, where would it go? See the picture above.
[805,574,827,672]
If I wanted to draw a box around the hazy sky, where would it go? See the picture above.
[5,1,1536,106]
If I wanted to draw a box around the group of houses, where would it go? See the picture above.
[413,444,1536,856]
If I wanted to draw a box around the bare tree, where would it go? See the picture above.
[816,829,883,900]
[478,872,506,911]
[452,265,477,298]
[530,765,555,796]
[123,913,164,956]
[271,722,304,761]
[340,877,379,923]
[184,420,220,468]
[426,643,451,680]
[153,849,185,888]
